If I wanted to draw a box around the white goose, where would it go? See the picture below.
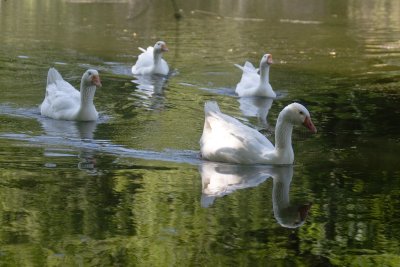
[40,68,102,121]
[235,54,276,98]
[200,101,317,165]
[131,41,169,76]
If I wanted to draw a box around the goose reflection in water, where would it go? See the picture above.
[131,74,169,111]
[39,118,99,173]
[238,97,274,129]
[200,162,312,228]
[132,74,168,96]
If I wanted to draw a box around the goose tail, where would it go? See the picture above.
[234,63,244,71]
[47,68,63,86]
[204,101,221,115]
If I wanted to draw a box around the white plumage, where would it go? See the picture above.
[235,54,276,98]
[131,41,169,76]
[40,68,101,121]
[200,101,316,165]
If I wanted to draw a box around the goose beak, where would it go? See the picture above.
[267,54,273,64]
[303,116,317,133]
[161,44,169,52]
[91,75,102,87]
[298,203,312,221]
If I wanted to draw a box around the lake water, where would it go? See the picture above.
[1,0,400,266]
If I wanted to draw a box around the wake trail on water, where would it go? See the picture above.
[0,104,202,166]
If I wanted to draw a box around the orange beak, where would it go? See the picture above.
[161,44,169,52]
[303,116,317,133]
[91,75,102,87]
[267,54,273,64]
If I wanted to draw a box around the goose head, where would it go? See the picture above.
[81,69,102,88]
[154,41,169,54]
[281,103,317,133]
[260,53,273,68]
[276,203,312,228]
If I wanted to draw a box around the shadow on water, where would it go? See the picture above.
[200,162,312,228]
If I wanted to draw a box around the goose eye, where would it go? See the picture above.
[88,71,92,76]
[299,111,304,115]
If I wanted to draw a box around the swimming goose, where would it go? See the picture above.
[131,41,169,76]
[235,54,276,98]
[200,101,316,164]
[40,68,101,121]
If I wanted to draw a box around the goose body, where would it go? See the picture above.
[235,54,276,98]
[131,41,169,76]
[200,101,316,165]
[40,68,101,121]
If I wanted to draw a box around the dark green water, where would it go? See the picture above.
[0,0,400,266]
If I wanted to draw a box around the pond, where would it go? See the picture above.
[0,0,400,266]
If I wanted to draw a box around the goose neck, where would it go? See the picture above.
[80,84,96,107]
[274,116,293,150]
[153,51,162,66]
[260,65,270,84]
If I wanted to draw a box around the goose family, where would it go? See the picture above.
[39,43,316,166]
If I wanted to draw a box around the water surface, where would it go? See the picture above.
[1,0,400,266]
